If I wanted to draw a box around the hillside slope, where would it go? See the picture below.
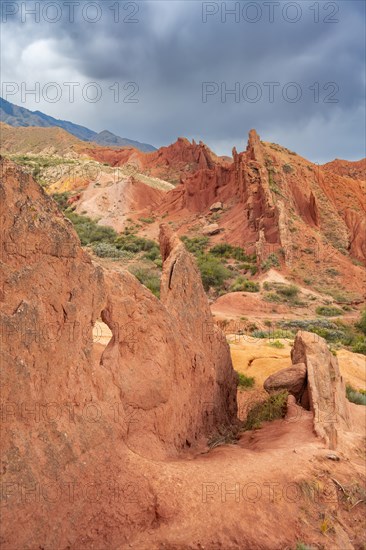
[0,97,156,151]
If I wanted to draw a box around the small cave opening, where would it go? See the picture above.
[92,317,113,365]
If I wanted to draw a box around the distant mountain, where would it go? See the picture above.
[0,97,156,152]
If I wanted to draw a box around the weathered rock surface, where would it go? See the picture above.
[291,331,352,449]
[202,223,220,236]
[0,158,237,548]
[210,201,223,212]
[83,136,220,184]
[100,224,237,458]
[263,332,352,449]
[264,363,306,401]
[154,131,365,292]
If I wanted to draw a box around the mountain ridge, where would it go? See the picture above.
[0,97,156,152]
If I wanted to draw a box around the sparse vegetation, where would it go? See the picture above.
[209,243,256,263]
[181,236,209,255]
[139,216,155,224]
[261,252,280,271]
[325,267,340,277]
[65,211,118,246]
[243,391,288,431]
[346,384,366,406]
[52,202,164,284]
[129,266,161,298]
[196,255,231,291]
[52,191,71,211]
[92,242,133,260]
[237,372,255,390]
[279,318,366,355]
[263,282,303,306]
[283,163,294,174]
[295,544,315,550]
[356,310,366,335]
[229,277,259,293]
[269,340,285,349]
[181,236,257,293]
[316,306,343,317]
[252,329,295,340]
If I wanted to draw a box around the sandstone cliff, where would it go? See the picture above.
[0,157,237,548]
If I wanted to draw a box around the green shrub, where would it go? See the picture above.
[129,267,161,298]
[52,192,71,211]
[210,243,255,262]
[356,310,366,336]
[252,329,295,340]
[326,268,340,277]
[230,277,259,293]
[65,211,118,246]
[283,163,294,174]
[269,340,285,349]
[264,292,282,303]
[139,217,155,224]
[196,255,230,291]
[237,372,255,390]
[316,306,343,317]
[92,242,133,259]
[261,253,280,271]
[351,339,366,355]
[32,165,41,179]
[263,282,300,301]
[238,262,257,275]
[243,391,288,431]
[116,233,159,254]
[181,236,209,255]
[143,245,161,261]
[276,284,299,298]
[251,330,268,339]
[346,385,366,406]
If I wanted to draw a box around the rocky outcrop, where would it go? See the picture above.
[264,332,351,449]
[84,137,220,184]
[0,158,237,548]
[99,225,237,458]
[210,201,223,212]
[264,363,307,401]
[202,223,220,236]
[344,208,366,262]
[291,332,351,449]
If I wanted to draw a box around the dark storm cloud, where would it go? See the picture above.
[1,0,365,161]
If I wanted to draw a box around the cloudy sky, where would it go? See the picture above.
[1,0,365,161]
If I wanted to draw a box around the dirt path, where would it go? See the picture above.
[91,320,366,549]
[123,401,366,549]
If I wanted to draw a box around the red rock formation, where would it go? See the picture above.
[264,363,307,402]
[156,131,366,275]
[99,225,237,458]
[291,331,351,449]
[344,208,366,262]
[322,158,366,181]
[157,130,281,249]
[83,137,221,184]
[0,158,237,548]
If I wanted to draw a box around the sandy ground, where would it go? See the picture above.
[92,321,366,549]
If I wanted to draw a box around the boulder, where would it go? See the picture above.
[202,223,220,236]
[263,363,306,401]
[291,331,351,449]
[263,331,352,449]
[210,201,223,212]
